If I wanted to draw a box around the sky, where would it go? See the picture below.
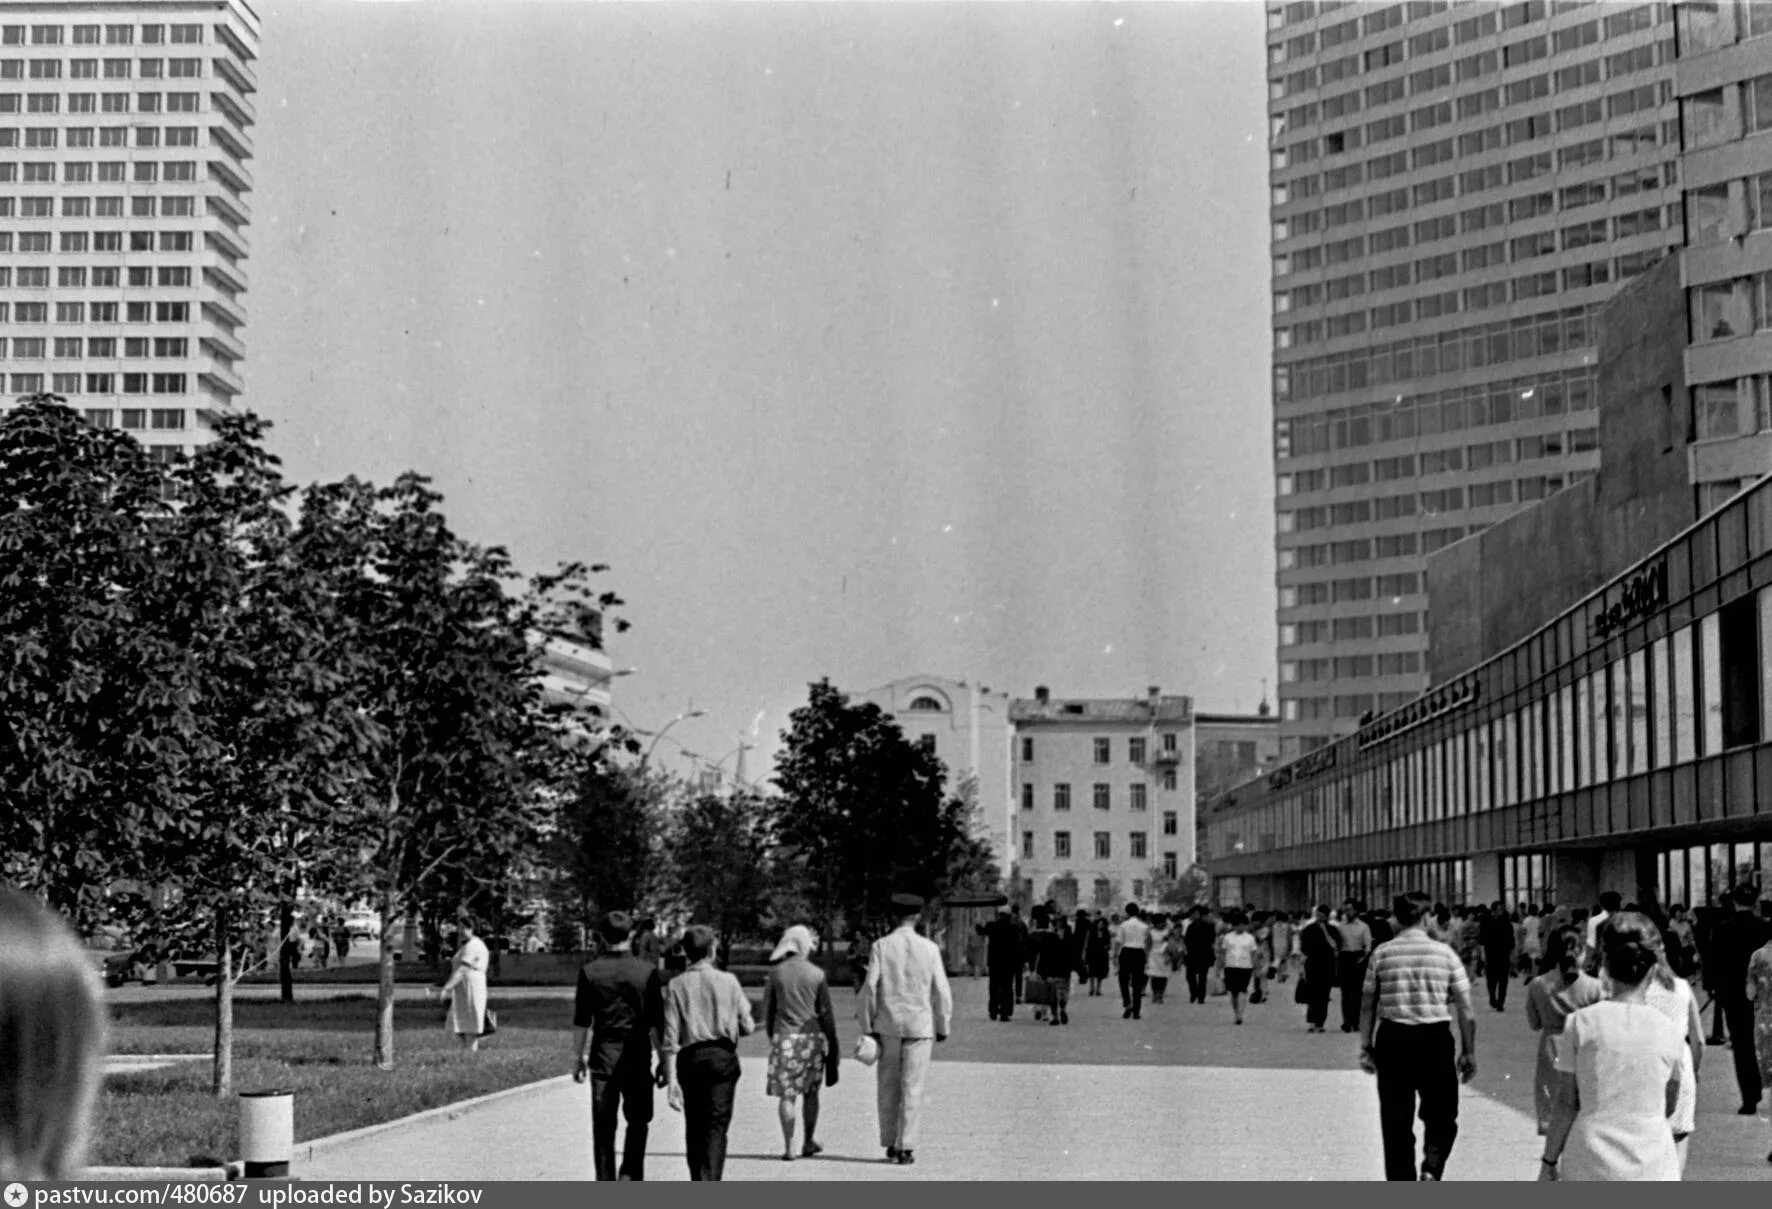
[248,0,1275,782]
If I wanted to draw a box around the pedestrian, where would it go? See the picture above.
[312,930,331,969]
[1480,899,1516,1011]
[858,892,953,1166]
[332,917,353,968]
[1709,883,1768,1115]
[1539,913,1687,1182]
[1218,911,1259,1026]
[1008,905,1030,1006]
[661,925,754,1181]
[762,925,840,1162]
[1146,913,1174,1005]
[1270,912,1294,983]
[1641,918,1704,1174]
[1249,911,1271,1004]
[1114,902,1151,1019]
[0,887,106,1182]
[1666,904,1697,979]
[1358,890,1477,1182]
[1085,917,1111,996]
[975,905,1023,1023]
[1335,899,1374,1034]
[431,917,489,1053]
[849,922,873,993]
[1584,891,1621,953]
[1746,921,1772,1165]
[572,910,665,1181]
[1524,925,1604,1137]
[1519,905,1543,978]
[1028,907,1073,1026]
[1183,906,1218,1004]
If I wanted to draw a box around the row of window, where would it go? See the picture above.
[0,272,195,310]
[1656,842,1772,911]
[1015,732,1182,763]
[1217,590,1772,857]
[0,58,204,80]
[0,299,187,322]
[0,122,207,147]
[1281,428,1600,496]
[1681,73,1772,154]
[1279,255,1667,349]
[1285,690,1424,721]
[0,197,198,221]
[1020,779,1176,811]
[0,166,200,191]
[1024,829,1160,862]
[79,406,184,430]
[1281,367,1600,462]
[1274,66,1672,170]
[1275,121,1671,211]
[1283,533,1427,567]
[0,229,195,254]
[0,269,191,295]
[5,371,186,394]
[1281,473,1588,534]
[0,336,189,359]
[1,24,205,46]
[1288,859,1475,913]
[1280,611,1432,646]
[1678,0,1772,53]
[1282,651,1426,682]
[1276,314,1600,409]
[1270,1,1658,43]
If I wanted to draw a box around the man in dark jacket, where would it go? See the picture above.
[1182,907,1218,1004]
[1478,901,1516,1011]
[1300,903,1341,1033]
[573,911,666,1181]
[975,906,1023,1022]
[1709,884,1767,1114]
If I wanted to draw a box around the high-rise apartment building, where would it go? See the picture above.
[0,0,256,459]
[1267,0,1684,758]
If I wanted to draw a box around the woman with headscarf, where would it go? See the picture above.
[432,917,490,1052]
[762,925,840,1161]
[0,889,106,1181]
[1525,924,1605,1136]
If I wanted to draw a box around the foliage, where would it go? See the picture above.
[665,788,773,944]
[1146,864,1212,909]
[550,760,669,927]
[771,679,989,930]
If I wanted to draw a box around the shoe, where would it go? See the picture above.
[1419,1170,1441,1181]
[1739,1103,1760,1115]
[802,1142,823,1158]
[1123,1007,1133,1019]
[1342,1024,1355,1033]
[885,1148,901,1162]
[782,1153,795,1162]
[1235,1017,1243,1025]
[1133,1012,1142,1020]
[897,1151,916,1165]
[1049,1015,1060,1026]
[1706,1036,1726,1046]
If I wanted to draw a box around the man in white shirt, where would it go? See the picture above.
[859,893,953,1166]
[1114,903,1153,1020]
[1584,891,1621,952]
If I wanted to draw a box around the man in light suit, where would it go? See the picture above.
[859,892,953,1166]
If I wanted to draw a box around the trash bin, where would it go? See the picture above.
[239,1089,293,1179]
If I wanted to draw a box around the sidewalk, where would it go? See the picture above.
[291,974,1772,1181]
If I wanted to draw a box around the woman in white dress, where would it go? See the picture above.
[1641,920,1704,1172]
[435,919,490,1052]
[1540,913,1686,1182]
[1146,915,1175,1005]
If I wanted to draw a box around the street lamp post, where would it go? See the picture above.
[640,710,707,770]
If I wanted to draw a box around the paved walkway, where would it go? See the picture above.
[293,975,1772,1181]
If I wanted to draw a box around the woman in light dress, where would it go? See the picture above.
[1641,921,1705,1172]
[1145,914,1175,1005]
[1524,925,1605,1134]
[1217,911,1260,1026]
[434,918,490,1052]
[1540,913,1687,1182]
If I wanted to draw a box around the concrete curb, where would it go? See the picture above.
[87,1163,241,1182]
[292,1075,575,1165]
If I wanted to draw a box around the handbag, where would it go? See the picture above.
[1208,969,1226,997]
[1294,976,1309,1005]
[1024,974,1052,1006]
[480,1007,498,1037]
[854,1034,879,1066]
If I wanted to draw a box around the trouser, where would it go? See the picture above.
[1048,972,1071,1017]
[1150,975,1169,1003]
[589,1061,653,1181]
[1013,965,1024,1002]
[1484,953,1511,1008]
[1185,962,1211,1003]
[1720,993,1762,1106]
[1374,1020,1460,1181]
[677,1041,740,1181]
[1118,948,1148,1014]
[1304,964,1334,1027]
[876,1036,934,1151]
[1338,952,1369,1029]
[987,966,1016,1019]
[1711,988,1728,1040]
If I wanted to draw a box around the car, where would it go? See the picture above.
[345,911,381,941]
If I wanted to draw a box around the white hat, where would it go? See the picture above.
[853,1034,879,1066]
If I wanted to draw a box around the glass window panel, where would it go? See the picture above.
[1710,843,1732,897]
[1761,587,1772,743]
[1432,742,1444,820]
[1557,686,1575,792]
[1628,647,1649,777]
[1652,637,1673,768]
[1574,675,1591,787]
[1735,843,1757,893]
[1495,715,1515,807]
[1606,663,1626,780]
[1475,724,1491,811]
[1701,613,1724,756]
[1529,700,1544,800]
[1673,626,1697,762]
[1451,732,1466,815]
[1667,849,1686,909]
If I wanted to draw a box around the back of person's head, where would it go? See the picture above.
[599,911,633,946]
[1598,912,1661,986]
[1734,883,1760,909]
[1391,891,1431,929]
[1314,903,1331,918]
[1547,925,1585,978]
[0,889,106,1180]
[1124,903,1141,919]
[1599,891,1623,913]
[681,925,716,964]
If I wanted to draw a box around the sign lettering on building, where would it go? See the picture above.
[1355,678,1481,751]
[1267,742,1337,791]
[1590,561,1668,639]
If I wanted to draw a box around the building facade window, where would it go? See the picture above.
[1054,783,1071,811]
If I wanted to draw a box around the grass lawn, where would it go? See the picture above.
[96,995,576,1168]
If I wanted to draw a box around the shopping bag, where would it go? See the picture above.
[1208,969,1226,997]
[1294,976,1309,1005]
[1024,974,1052,1006]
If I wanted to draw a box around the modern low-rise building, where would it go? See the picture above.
[856,674,1014,875]
[1008,686,1197,911]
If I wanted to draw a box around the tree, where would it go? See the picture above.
[1147,864,1212,909]
[940,775,1002,899]
[771,679,978,932]
[551,760,669,929]
[666,787,773,951]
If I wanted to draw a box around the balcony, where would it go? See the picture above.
[200,329,245,364]
[207,154,253,198]
[1150,747,1181,765]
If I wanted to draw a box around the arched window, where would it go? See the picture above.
[907,695,945,712]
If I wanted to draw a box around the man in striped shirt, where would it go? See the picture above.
[1359,890,1477,1182]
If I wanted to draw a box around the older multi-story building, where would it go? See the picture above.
[0,0,256,455]
[857,674,1014,875]
[1008,687,1196,911]
[1268,0,1684,758]
[1197,706,1284,806]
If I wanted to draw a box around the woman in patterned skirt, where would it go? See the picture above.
[762,925,840,1161]
[1748,929,1772,1166]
